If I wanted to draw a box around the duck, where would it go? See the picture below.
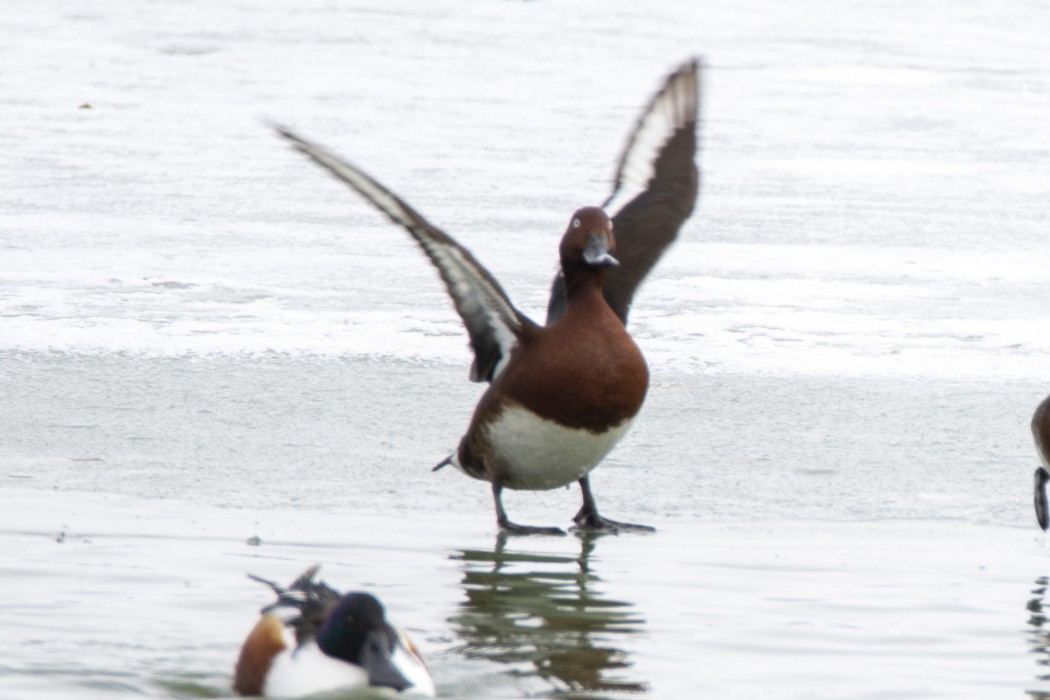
[277,58,701,535]
[233,566,435,697]
[1033,394,1050,531]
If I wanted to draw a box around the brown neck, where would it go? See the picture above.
[562,264,607,302]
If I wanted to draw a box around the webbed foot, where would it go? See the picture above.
[572,475,655,533]
[571,509,655,533]
[498,517,567,536]
[492,481,566,536]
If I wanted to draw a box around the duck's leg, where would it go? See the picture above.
[571,476,655,532]
[492,482,565,536]
[1036,467,1049,531]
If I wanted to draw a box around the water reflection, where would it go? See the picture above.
[449,532,647,697]
[1027,576,1050,698]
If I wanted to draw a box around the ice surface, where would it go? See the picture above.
[2,0,1048,380]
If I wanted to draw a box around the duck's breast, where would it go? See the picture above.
[263,641,369,698]
[485,402,635,490]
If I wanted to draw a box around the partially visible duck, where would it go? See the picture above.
[277,58,701,535]
[1033,394,1050,531]
[233,566,434,697]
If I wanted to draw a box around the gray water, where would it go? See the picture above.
[3,0,1050,698]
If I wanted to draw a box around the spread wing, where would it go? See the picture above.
[278,127,536,383]
[547,57,702,325]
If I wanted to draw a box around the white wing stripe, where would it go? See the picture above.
[278,127,527,382]
[603,59,699,216]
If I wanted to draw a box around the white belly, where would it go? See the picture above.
[484,404,634,490]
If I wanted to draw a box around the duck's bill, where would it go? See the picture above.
[583,232,619,267]
[362,631,413,692]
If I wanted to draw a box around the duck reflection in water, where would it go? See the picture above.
[449,532,647,696]
[1027,576,1050,696]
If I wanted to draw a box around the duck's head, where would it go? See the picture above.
[559,206,618,272]
[315,592,413,692]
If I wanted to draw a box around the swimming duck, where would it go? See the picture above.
[233,566,434,697]
[277,58,701,534]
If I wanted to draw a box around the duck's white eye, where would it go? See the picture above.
[572,218,581,229]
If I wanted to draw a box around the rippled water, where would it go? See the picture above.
[3,0,1050,698]
[2,357,1048,699]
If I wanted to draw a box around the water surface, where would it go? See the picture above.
[2,0,1050,698]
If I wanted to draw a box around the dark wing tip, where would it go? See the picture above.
[273,123,310,152]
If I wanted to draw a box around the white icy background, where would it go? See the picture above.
[2,1,1050,699]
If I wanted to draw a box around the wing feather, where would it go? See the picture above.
[278,127,535,382]
[547,57,702,325]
